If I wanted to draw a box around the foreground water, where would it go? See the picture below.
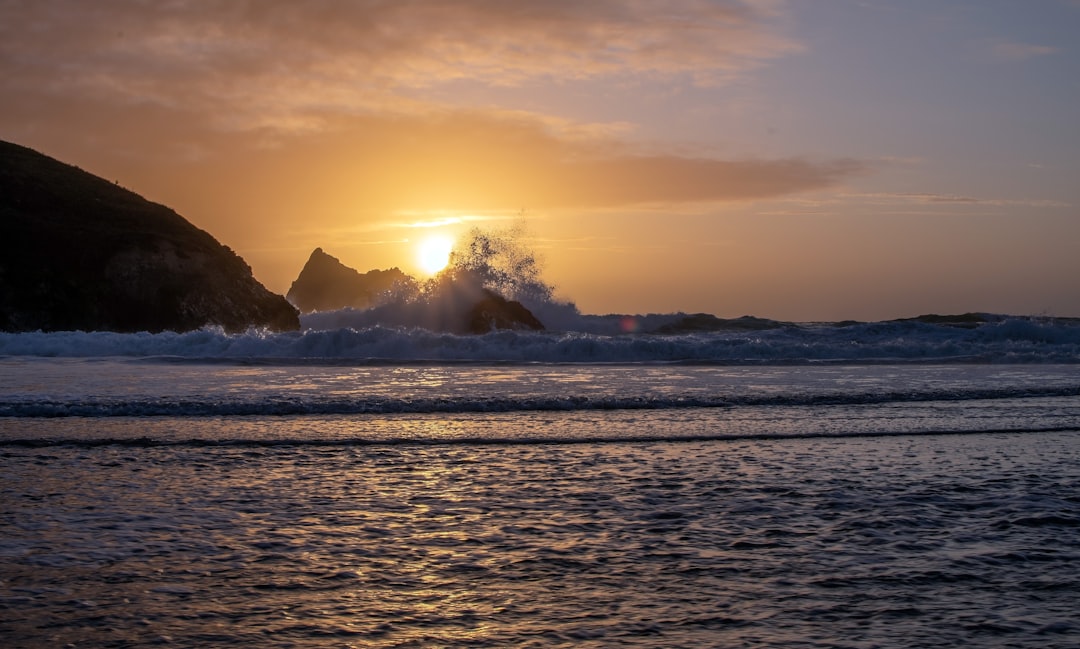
[3,430,1080,648]
[2,323,1080,646]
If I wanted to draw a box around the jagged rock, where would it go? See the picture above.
[286,248,412,313]
[0,140,299,333]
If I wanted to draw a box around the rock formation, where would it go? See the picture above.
[0,140,299,333]
[651,313,785,334]
[466,289,545,334]
[288,253,546,334]
[899,313,990,329]
[286,248,413,313]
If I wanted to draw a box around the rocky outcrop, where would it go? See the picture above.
[295,258,547,334]
[651,313,785,334]
[286,248,413,313]
[898,313,990,329]
[0,140,299,333]
[285,248,547,334]
[466,289,545,334]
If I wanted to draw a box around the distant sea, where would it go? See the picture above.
[3,315,1079,647]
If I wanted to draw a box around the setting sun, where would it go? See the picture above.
[416,235,454,275]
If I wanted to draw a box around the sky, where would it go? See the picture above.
[2,0,1078,321]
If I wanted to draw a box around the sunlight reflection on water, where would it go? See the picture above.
[3,433,1079,647]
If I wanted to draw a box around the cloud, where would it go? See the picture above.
[0,0,800,133]
[0,89,861,217]
[989,41,1057,62]
[550,155,865,206]
[236,110,867,211]
[0,0,854,228]
[387,214,504,229]
[840,193,1069,209]
[754,191,1071,217]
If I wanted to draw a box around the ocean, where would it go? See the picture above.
[2,316,1080,647]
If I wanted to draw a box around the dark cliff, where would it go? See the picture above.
[0,140,299,333]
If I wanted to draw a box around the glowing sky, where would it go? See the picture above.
[2,1,1078,320]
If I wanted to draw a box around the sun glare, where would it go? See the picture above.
[416,235,454,275]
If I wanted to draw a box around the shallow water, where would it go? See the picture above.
[3,431,1080,648]
[3,359,1080,647]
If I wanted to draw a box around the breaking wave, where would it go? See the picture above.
[1,315,1079,364]
[4,383,1080,418]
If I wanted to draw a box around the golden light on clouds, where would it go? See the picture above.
[0,0,800,137]
[3,1,1077,319]
[0,0,851,277]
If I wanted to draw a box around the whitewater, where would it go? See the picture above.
[3,314,1080,647]
[3,313,1080,364]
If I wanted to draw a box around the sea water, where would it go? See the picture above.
[2,319,1080,647]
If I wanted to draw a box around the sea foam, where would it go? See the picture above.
[0,315,1078,364]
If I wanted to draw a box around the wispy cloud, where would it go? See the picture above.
[755,191,1071,217]
[989,41,1058,62]
[845,192,1069,208]
[386,214,505,229]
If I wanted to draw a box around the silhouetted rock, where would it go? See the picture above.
[286,248,413,313]
[652,313,785,334]
[358,280,546,335]
[0,140,299,333]
[466,289,545,334]
[897,313,990,329]
[417,269,545,334]
[289,253,544,334]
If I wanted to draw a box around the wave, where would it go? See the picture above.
[2,315,1079,364]
[4,384,1080,418]
[3,426,1078,449]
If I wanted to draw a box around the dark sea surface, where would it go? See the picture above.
[2,320,1080,647]
[3,430,1079,648]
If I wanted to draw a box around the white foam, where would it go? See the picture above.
[0,315,1078,363]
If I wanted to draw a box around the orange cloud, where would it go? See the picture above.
[178,110,865,213]
[1,95,862,216]
[1,1,846,215]
[0,0,861,292]
[0,1,799,133]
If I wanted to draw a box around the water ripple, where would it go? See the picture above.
[2,432,1079,647]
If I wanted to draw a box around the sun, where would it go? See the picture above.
[416,235,454,275]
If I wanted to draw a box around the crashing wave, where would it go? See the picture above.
[2,315,1078,363]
